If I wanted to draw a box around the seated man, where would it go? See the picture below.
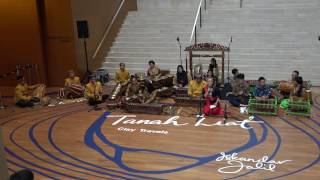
[147,60,161,78]
[145,60,161,92]
[253,77,272,100]
[115,62,130,84]
[15,75,46,107]
[227,73,249,107]
[125,76,157,104]
[125,76,141,102]
[188,75,207,98]
[59,70,84,99]
[85,76,103,106]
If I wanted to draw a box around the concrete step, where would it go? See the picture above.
[104,57,320,64]
[100,0,320,85]
[109,46,319,53]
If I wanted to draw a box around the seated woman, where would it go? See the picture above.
[227,73,249,107]
[204,70,214,81]
[280,76,307,109]
[203,78,223,116]
[174,65,188,87]
[253,77,272,100]
[15,75,46,107]
[85,76,103,106]
[59,70,84,99]
[188,75,207,98]
[279,70,299,98]
[208,58,219,82]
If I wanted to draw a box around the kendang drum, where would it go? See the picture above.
[66,84,84,98]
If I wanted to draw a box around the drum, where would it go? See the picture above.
[304,90,312,102]
[65,84,84,98]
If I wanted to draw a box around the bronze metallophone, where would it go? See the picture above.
[125,103,164,114]
[152,76,174,90]
[175,97,206,107]
[175,87,188,97]
[108,83,128,101]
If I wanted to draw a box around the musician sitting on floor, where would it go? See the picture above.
[115,62,130,85]
[203,78,223,116]
[227,73,249,107]
[174,65,188,87]
[85,76,103,106]
[205,70,219,84]
[125,76,141,102]
[188,75,207,98]
[145,60,161,92]
[253,77,272,100]
[208,58,219,82]
[59,70,84,99]
[280,76,307,109]
[125,76,157,104]
[15,75,46,107]
[230,68,239,84]
[147,60,161,78]
[279,70,299,98]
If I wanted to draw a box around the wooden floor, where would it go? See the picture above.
[0,90,319,179]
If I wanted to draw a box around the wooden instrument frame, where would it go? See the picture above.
[185,43,229,84]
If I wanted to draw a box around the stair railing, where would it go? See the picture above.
[92,0,126,60]
[190,0,207,45]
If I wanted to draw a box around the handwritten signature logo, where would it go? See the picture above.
[216,152,291,174]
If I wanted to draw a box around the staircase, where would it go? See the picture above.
[102,0,198,77]
[102,0,320,85]
[199,0,320,85]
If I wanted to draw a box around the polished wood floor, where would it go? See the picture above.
[0,90,319,180]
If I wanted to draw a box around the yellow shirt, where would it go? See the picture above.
[188,80,207,97]
[65,76,81,86]
[115,69,130,83]
[85,81,103,100]
[15,83,31,103]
